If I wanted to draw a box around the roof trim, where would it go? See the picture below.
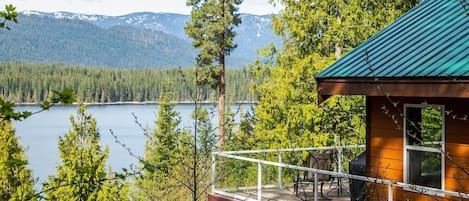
[317,78,469,104]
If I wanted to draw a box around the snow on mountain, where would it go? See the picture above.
[20,11,281,62]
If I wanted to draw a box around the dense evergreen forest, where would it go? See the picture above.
[0,62,255,103]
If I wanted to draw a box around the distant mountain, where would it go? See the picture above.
[0,11,280,68]
[25,11,282,62]
[0,14,197,68]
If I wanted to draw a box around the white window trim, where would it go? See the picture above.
[403,103,445,195]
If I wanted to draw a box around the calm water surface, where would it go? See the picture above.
[13,104,250,184]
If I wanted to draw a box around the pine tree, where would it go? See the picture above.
[134,92,219,201]
[135,93,186,200]
[0,120,37,201]
[43,105,127,201]
[185,0,243,147]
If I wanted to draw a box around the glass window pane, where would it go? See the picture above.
[408,150,441,189]
[421,107,443,147]
[405,106,443,148]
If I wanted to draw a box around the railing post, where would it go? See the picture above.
[338,146,343,174]
[388,184,393,201]
[278,151,282,189]
[258,162,262,201]
[211,154,216,193]
[314,172,318,201]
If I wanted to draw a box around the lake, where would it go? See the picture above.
[13,103,252,185]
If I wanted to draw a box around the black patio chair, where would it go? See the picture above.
[294,152,333,200]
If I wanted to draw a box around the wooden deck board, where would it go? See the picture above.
[223,180,353,201]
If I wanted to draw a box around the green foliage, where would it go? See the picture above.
[0,4,18,30]
[185,0,242,84]
[0,62,255,103]
[186,0,243,146]
[421,106,443,145]
[0,120,37,201]
[271,0,418,58]
[193,106,216,156]
[43,105,128,201]
[246,0,419,165]
[185,0,242,86]
[251,51,338,151]
[177,106,218,201]
[0,88,74,121]
[135,93,187,200]
[218,108,258,188]
[146,93,181,172]
[0,97,32,121]
[134,93,218,201]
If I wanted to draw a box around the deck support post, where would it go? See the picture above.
[314,172,318,201]
[211,154,216,193]
[278,152,282,189]
[258,162,262,201]
[388,184,393,201]
[338,146,343,174]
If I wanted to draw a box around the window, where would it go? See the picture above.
[404,104,444,190]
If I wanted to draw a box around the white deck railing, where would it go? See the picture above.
[211,145,469,201]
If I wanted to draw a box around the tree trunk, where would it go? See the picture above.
[218,62,225,148]
[218,0,226,148]
[335,7,342,58]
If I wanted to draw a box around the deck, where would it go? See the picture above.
[213,179,356,201]
[210,146,469,201]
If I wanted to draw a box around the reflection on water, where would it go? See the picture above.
[13,103,251,184]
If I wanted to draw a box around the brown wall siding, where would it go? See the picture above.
[367,96,469,200]
[368,96,403,183]
[207,194,234,201]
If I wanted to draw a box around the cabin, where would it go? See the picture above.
[316,0,469,200]
[208,0,468,200]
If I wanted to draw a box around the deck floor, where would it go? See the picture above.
[231,179,354,201]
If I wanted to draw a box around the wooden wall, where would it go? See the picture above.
[366,96,469,200]
[207,194,234,201]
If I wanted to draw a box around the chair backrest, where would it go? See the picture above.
[306,152,332,181]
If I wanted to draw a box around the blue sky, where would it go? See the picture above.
[3,0,283,15]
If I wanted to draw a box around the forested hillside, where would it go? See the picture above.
[0,12,280,68]
[0,15,198,68]
[0,62,255,103]
[24,11,281,62]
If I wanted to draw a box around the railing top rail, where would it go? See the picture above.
[213,145,365,155]
[214,151,469,199]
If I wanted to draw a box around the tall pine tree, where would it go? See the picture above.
[43,105,128,201]
[185,0,242,147]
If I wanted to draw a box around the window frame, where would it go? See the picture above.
[403,103,445,193]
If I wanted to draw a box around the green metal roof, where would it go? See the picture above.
[316,0,469,79]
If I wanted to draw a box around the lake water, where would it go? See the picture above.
[13,104,251,185]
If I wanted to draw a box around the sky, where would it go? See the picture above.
[2,0,283,16]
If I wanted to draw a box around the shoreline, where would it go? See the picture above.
[15,101,257,106]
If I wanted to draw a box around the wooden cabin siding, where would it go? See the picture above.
[366,96,469,200]
[207,194,234,201]
[367,96,403,182]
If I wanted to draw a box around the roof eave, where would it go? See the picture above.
[316,77,469,104]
